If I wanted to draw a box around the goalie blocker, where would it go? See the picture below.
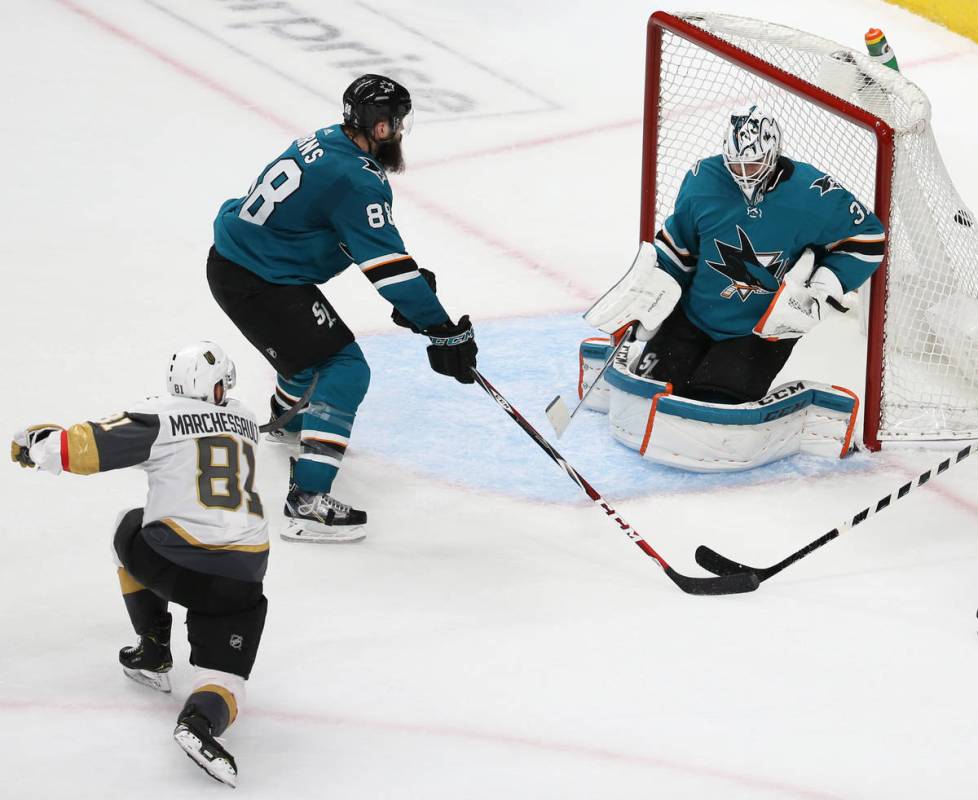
[578,339,858,472]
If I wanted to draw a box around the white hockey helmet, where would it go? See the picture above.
[167,341,236,405]
[722,105,782,202]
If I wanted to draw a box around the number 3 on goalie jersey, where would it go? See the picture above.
[238,159,302,226]
[196,436,264,517]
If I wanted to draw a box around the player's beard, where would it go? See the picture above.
[374,137,405,173]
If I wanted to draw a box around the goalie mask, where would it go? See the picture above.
[167,341,236,406]
[722,105,782,203]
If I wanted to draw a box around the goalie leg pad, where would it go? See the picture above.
[578,339,614,412]
[578,338,649,413]
[605,363,858,472]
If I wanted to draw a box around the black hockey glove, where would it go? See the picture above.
[391,268,437,333]
[425,315,478,384]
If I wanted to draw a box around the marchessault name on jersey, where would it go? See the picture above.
[169,410,259,442]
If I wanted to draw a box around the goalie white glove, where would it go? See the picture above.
[584,241,681,341]
[753,251,850,340]
[10,424,64,473]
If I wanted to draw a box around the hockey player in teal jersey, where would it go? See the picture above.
[208,74,478,542]
[587,105,885,403]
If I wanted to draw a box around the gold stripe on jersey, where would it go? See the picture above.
[196,684,238,725]
[65,423,100,475]
[117,567,146,595]
[161,518,270,553]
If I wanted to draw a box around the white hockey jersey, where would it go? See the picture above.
[33,394,269,581]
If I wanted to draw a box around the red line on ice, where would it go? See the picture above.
[411,117,643,170]
[894,464,978,519]
[929,483,978,517]
[53,0,595,303]
[396,185,594,301]
[0,697,844,799]
[904,51,975,69]
[54,0,297,133]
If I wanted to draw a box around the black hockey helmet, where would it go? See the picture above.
[342,74,413,138]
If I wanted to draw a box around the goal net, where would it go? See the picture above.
[643,12,978,449]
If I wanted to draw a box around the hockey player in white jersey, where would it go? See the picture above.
[10,342,267,788]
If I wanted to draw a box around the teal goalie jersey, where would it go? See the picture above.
[653,155,886,340]
[214,125,449,331]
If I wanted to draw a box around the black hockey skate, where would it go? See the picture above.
[264,395,300,445]
[173,710,238,788]
[119,614,173,693]
[282,482,367,543]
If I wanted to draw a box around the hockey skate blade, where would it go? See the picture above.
[173,726,237,788]
[263,429,299,446]
[280,518,366,544]
[122,666,172,693]
[545,395,571,438]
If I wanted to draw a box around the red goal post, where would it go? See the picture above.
[642,11,978,451]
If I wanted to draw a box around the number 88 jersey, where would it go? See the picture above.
[212,124,449,333]
[58,394,269,582]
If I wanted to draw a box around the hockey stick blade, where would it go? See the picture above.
[695,531,839,584]
[667,565,759,595]
[544,395,572,438]
[695,444,975,585]
[258,374,319,434]
[544,322,636,439]
[471,368,758,596]
[695,545,762,579]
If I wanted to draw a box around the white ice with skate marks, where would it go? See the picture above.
[4,0,978,798]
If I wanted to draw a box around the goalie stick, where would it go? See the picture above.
[695,445,975,583]
[471,368,759,596]
[545,323,636,439]
[258,375,319,434]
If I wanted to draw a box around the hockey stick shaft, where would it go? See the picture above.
[472,368,758,595]
[695,444,975,582]
[258,374,319,434]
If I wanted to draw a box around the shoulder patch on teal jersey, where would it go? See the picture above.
[810,174,843,196]
[359,156,387,184]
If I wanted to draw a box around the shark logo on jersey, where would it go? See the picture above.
[706,226,786,301]
[359,156,387,184]
[810,174,842,196]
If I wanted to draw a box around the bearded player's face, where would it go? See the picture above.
[374,135,404,173]
[370,121,405,174]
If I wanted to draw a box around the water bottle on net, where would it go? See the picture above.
[865,28,900,72]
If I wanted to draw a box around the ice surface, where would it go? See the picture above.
[358,313,878,503]
[3,1,978,798]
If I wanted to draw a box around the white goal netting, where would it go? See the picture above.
[648,12,978,446]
